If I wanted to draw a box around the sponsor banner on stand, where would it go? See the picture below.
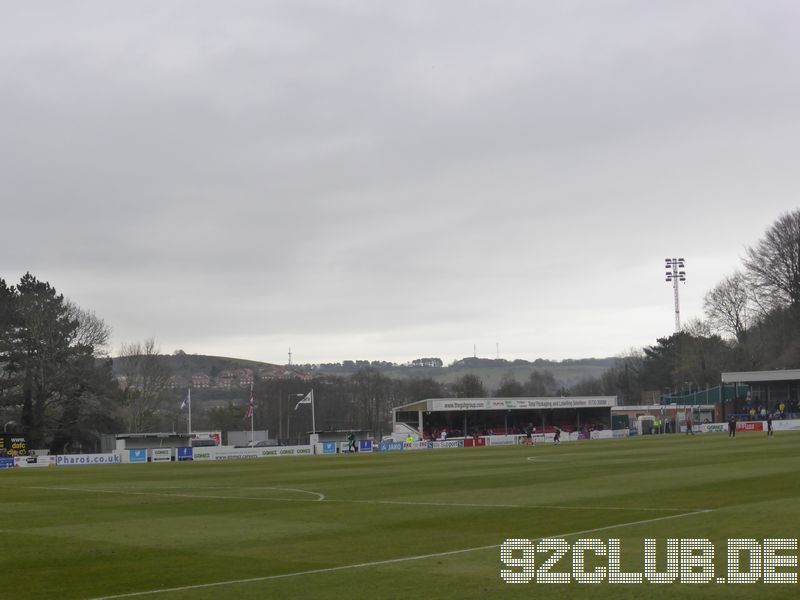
[56,453,121,467]
[0,457,14,469]
[128,449,147,464]
[191,431,222,446]
[151,448,172,462]
[177,447,193,461]
[359,440,373,452]
[321,442,337,455]
[432,396,617,411]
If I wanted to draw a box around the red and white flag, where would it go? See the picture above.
[244,387,254,419]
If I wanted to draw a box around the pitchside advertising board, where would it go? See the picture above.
[151,448,172,462]
[686,419,800,434]
[0,434,28,456]
[128,449,147,463]
[192,445,313,461]
[55,453,122,466]
[14,455,56,468]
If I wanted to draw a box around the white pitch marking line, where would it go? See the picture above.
[344,498,704,512]
[86,508,713,599]
[27,485,706,513]
[27,486,325,502]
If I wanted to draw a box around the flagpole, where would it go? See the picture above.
[250,384,255,446]
[311,388,316,434]
[188,388,192,435]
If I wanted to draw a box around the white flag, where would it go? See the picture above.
[294,392,312,411]
[181,388,191,410]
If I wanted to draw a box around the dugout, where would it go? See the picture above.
[392,396,617,439]
[114,432,192,451]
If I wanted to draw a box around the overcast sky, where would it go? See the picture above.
[2,1,799,365]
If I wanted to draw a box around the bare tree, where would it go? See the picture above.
[117,338,172,432]
[65,301,111,357]
[744,210,800,309]
[703,272,754,342]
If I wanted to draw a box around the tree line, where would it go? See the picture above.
[570,210,800,403]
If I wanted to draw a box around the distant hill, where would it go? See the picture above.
[307,356,617,391]
[111,352,616,394]
[111,351,280,379]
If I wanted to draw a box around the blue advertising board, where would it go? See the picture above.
[378,441,404,452]
[358,440,373,452]
[322,442,337,455]
[128,449,147,463]
[0,457,14,469]
[177,447,193,461]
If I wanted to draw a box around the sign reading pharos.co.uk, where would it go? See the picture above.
[56,453,122,466]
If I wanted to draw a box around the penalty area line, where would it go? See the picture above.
[86,508,712,599]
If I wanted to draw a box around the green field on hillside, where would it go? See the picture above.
[1,432,799,599]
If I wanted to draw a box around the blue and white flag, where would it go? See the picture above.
[181,388,191,410]
[294,391,312,410]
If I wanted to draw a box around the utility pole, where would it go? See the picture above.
[664,258,686,333]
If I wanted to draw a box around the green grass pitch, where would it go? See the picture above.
[1,431,799,599]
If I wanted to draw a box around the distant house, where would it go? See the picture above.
[191,373,211,388]
[216,370,236,388]
[169,375,189,389]
[236,368,254,387]
[213,368,253,388]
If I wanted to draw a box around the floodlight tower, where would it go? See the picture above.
[665,258,686,333]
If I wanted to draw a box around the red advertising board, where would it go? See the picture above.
[463,437,487,447]
[736,421,763,432]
